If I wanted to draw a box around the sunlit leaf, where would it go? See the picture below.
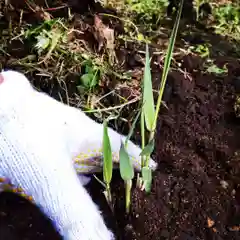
[141,0,184,194]
[143,44,155,131]
[119,142,134,181]
[152,0,184,130]
[102,120,113,184]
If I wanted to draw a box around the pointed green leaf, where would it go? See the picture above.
[102,120,113,184]
[119,142,134,181]
[143,44,155,131]
[141,0,184,194]
[152,0,184,130]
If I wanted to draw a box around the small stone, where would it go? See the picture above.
[220,180,229,189]
[125,224,133,231]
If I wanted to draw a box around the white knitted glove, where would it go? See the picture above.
[0,70,157,240]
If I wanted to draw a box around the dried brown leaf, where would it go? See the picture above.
[93,15,116,64]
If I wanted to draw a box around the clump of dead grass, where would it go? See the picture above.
[0,1,140,121]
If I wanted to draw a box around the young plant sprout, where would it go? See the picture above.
[101,0,184,211]
[140,0,184,193]
[119,142,134,213]
[119,109,141,213]
[139,43,155,192]
[102,120,113,207]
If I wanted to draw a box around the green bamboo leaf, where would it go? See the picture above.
[142,166,152,193]
[152,0,184,130]
[143,44,155,131]
[140,139,155,157]
[141,0,184,194]
[102,120,113,184]
[119,142,134,181]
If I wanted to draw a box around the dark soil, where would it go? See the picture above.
[1,0,240,240]
[111,56,240,240]
[0,192,61,239]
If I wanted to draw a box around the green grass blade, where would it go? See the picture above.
[141,0,184,193]
[143,44,155,131]
[152,0,184,130]
[102,120,113,184]
[93,175,106,188]
[119,142,134,181]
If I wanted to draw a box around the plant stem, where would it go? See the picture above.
[144,130,154,168]
[144,0,184,169]
[152,0,183,132]
[136,105,145,188]
[140,104,145,168]
[125,180,132,213]
[106,184,112,205]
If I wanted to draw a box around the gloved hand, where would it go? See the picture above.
[0,70,157,240]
